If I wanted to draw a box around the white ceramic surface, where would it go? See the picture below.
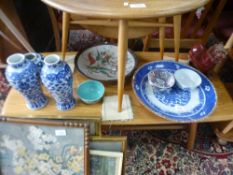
[174,68,202,90]
[75,44,137,82]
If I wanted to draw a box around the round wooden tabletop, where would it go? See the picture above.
[42,0,209,19]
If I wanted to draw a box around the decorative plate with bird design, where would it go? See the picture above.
[75,43,137,82]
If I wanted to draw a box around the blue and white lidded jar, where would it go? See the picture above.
[24,52,44,72]
[5,53,48,110]
[41,54,76,111]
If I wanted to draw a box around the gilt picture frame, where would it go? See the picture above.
[0,117,89,175]
[90,150,123,175]
[90,136,127,175]
[90,136,127,152]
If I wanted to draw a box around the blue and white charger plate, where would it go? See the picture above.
[132,61,217,122]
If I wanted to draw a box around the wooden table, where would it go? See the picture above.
[41,0,209,112]
[3,51,233,150]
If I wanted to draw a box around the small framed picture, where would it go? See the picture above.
[90,136,127,175]
[0,118,89,175]
[90,150,123,175]
[90,136,127,152]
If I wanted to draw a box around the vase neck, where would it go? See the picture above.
[24,52,38,62]
[7,53,27,69]
[44,54,62,68]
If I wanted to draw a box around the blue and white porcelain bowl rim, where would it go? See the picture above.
[132,60,218,122]
[24,52,38,61]
[44,54,60,66]
[7,53,25,65]
[77,80,105,101]
[148,69,175,89]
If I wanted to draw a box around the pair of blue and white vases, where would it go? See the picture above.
[5,53,76,111]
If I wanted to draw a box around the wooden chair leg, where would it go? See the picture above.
[187,123,198,150]
[159,17,166,59]
[0,30,23,51]
[222,120,233,134]
[117,20,128,112]
[0,9,34,52]
[202,0,227,43]
[47,6,61,51]
[182,11,195,38]
[143,34,151,51]
[173,15,181,61]
[61,12,70,60]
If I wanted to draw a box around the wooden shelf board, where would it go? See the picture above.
[2,52,233,126]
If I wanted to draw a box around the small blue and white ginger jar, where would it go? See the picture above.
[41,54,76,111]
[24,52,44,72]
[5,53,48,110]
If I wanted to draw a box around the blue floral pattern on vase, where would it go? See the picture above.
[24,52,44,72]
[41,54,76,111]
[153,85,191,107]
[5,53,48,110]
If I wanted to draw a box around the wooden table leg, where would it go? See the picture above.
[61,12,70,60]
[117,19,128,112]
[159,17,166,59]
[187,123,198,150]
[173,15,181,61]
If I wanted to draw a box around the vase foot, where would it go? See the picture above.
[26,95,48,110]
[56,98,76,111]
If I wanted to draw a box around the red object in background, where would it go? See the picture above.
[189,44,216,73]
[189,43,227,74]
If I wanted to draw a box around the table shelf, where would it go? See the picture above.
[3,51,233,150]
[2,52,233,126]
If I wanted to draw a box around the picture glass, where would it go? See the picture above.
[0,123,85,175]
[90,141,122,152]
[90,150,123,175]
[90,154,117,175]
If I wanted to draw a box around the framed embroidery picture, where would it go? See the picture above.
[0,118,89,175]
[90,150,123,175]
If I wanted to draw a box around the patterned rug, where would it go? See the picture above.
[1,55,233,174]
[0,69,10,111]
[125,131,233,175]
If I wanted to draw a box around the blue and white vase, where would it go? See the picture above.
[5,53,48,110]
[24,52,44,72]
[41,54,76,111]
